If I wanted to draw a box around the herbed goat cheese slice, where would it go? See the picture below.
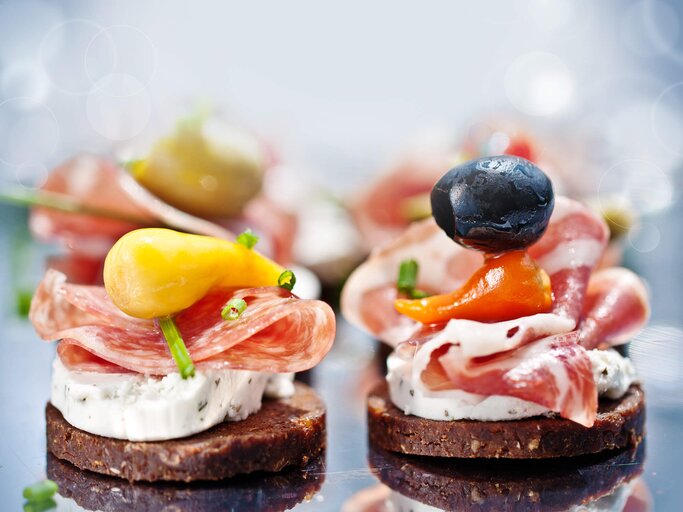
[50,358,293,441]
[387,348,637,422]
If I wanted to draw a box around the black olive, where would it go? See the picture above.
[430,156,554,252]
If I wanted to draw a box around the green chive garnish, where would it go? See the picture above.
[16,289,32,317]
[397,259,418,294]
[221,298,247,320]
[397,259,429,299]
[158,317,195,379]
[22,480,57,502]
[278,270,296,291]
[236,229,259,249]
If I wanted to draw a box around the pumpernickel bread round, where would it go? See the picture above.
[46,382,325,482]
[367,381,644,458]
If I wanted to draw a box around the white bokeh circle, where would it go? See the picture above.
[86,74,152,140]
[621,0,679,57]
[0,98,60,167]
[40,19,116,96]
[85,25,157,95]
[652,82,683,158]
[643,0,682,61]
[529,0,592,36]
[13,161,48,189]
[628,221,661,253]
[1,60,51,107]
[504,52,574,116]
[598,159,674,220]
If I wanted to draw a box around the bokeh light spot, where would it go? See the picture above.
[0,99,59,167]
[13,161,48,189]
[86,73,152,140]
[85,25,157,93]
[652,82,683,158]
[598,159,673,218]
[628,221,661,253]
[41,19,114,96]
[504,52,574,116]
[1,61,51,107]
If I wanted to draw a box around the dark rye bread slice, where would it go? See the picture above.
[47,452,325,512]
[368,442,645,512]
[367,380,644,458]
[46,382,325,482]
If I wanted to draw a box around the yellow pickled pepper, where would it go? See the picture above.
[104,228,283,319]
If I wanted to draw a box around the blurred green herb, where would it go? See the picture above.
[23,498,56,512]
[0,188,153,225]
[16,289,32,317]
[23,479,57,503]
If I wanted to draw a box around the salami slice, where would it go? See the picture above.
[31,271,335,375]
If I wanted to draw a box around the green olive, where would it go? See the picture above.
[131,118,265,218]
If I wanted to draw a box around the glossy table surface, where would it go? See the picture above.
[1,204,683,511]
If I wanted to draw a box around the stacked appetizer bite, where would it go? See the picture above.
[30,228,335,481]
[342,155,649,459]
[29,112,296,285]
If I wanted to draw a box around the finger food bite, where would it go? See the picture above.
[28,111,297,286]
[30,228,335,481]
[342,155,649,459]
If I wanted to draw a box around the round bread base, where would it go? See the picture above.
[46,382,325,482]
[367,381,644,459]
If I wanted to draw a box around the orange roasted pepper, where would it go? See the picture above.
[394,250,552,324]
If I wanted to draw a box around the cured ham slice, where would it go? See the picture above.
[412,327,597,426]
[31,270,335,375]
[30,155,298,285]
[341,219,483,346]
[578,268,649,349]
[528,196,609,324]
[353,152,451,251]
[30,155,231,253]
[341,196,607,346]
[30,156,154,258]
[438,333,596,426]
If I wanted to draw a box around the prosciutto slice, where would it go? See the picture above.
[30,155,231,254]
[31,270,335,375]
[578,267,650,349]
[528,197,609,324]
[30,155,297,285]
[395,314,595,426]
[341,196,607,346]
[341,218,483,346]
[430,331,597,427]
